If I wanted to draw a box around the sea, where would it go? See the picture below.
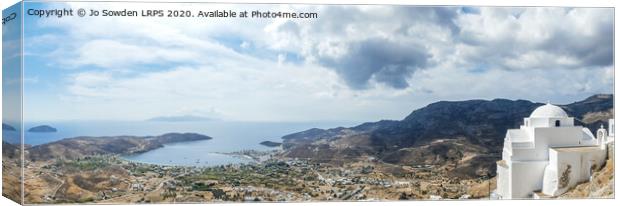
[3,120,359,167]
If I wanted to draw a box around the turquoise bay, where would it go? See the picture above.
[22,120,359,167]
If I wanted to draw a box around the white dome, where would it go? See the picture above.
[530,103,568,118]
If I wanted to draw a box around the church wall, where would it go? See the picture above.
[509,127,584,161]
[509,161,548,198]
[527,117,573,128]
[536,127,586,147]
[529,118,551,128]
[497,163,511,198]
[581,129,598,145]
[542,149,562,195]
[551,148,607,196]
[609,119,615,137]
[502,149,511,160]
[512,148,540,161]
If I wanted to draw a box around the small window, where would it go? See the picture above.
[555,120,561,127]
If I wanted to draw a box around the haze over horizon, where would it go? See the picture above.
[18,3,613,122]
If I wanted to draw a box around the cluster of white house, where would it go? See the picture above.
[496,103,614,199]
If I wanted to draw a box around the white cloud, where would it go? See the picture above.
[23,3,614,122]
[455,7,613,70]
[240,41,251,49]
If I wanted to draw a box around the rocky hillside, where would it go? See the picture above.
[281,94,614,178]
[2,141,20,159]
[566,94,615,132]
[26,133,212,161]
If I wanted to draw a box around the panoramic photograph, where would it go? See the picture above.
[1,1,615,204]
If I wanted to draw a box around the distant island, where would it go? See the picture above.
[27,132,212,161]
[147,115,213,122]
[259,141,282,147]
[2,123,16,131]
[28,125,57,133]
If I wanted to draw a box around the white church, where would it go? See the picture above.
[496,103,614,199]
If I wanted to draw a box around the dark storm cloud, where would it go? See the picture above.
[305,6,458,90]
[273,6,612,90]
[418,7,461,35]
[319,38,430,90]
[538,20,613,68]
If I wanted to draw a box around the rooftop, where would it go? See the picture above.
[530,103,568,118]
[551,146,602,152]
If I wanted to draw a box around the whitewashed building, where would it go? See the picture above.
[496,103,613,199]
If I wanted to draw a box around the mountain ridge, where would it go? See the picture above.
[280,94,614,178]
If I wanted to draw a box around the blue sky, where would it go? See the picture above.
[3,2,22,127]
[20,2,614,122]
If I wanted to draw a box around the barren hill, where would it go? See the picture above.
[280,94,614,179]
